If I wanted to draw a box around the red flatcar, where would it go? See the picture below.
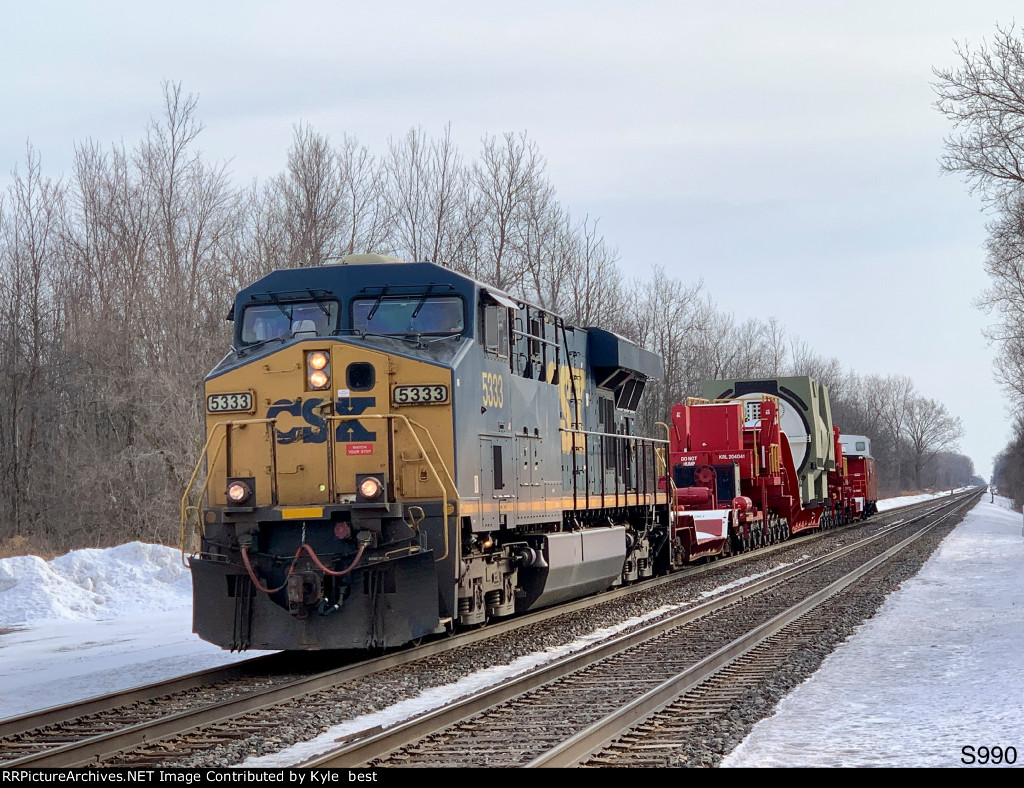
[839,433,878,517]
[665,386,880,563]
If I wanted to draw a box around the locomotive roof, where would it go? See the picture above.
[235,261,481,307]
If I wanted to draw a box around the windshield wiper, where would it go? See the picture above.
[254,292,291,320]
[410,284,436,319]
[305,288,332,318]
[236,334,288,356]
[366,286,390,322]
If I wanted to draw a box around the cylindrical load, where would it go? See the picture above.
[676,487,712,506]
[732,496,753,512]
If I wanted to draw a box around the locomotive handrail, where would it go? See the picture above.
[180,413,456,567]
[179,417,278,568]
[563,427,669,510]
[655,421,677,525]
[326,413,457,563]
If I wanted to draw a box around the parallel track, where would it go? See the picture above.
[301,489,979,767]
[0,490,978,767]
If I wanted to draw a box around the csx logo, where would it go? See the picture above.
[482,372,504,408]
[268,397,376,444]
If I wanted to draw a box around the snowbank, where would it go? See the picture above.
[0,542,191,625]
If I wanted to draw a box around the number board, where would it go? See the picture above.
[207,391,254,413]
[393,384,449,405]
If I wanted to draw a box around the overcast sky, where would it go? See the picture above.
[3,1,1019,481]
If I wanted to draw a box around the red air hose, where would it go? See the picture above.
[298,541,367,577]
[240,541,367,593]
[240,545,291,593]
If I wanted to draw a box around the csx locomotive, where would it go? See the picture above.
[184,254,668,650]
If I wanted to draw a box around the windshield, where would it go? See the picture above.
[239,300,339,345]
[352,296,464,336]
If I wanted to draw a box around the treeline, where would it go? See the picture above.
[935,25,1024,509]
[0,83,972,555]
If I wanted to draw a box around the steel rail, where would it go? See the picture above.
[0,653,290,740]
[527,490,980,767]
[298,490,977,768]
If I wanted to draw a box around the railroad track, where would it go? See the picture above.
[299,489,980,768]
[0,490,978,767]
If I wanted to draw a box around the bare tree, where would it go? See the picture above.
[904,396,964,490]
[470,132,549,290]
[277,122,346,267]
[993,415,1024,507]
[337,134,390,257]
[384,125,476,265]
[935,24,1024,494]
[977,200,1024,407]
[0,145,66,545]
[934,24,1024,207]
[559,216,623,328]
[622,267,707,430]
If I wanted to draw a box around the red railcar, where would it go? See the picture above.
[665,395,880,563]
[826,427,861,525]
[839,433,878,517]
[666,394,810,560]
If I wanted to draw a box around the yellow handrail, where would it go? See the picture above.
[180,418,277,567]
[655,421,676,525]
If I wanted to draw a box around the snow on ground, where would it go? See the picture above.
[876,489,967,512]
[0,542,193,624]
[0,543,266,717]
[0,488,1017,769]
[722,492,1024,768]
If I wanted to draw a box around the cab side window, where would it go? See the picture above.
[482,305,510,359]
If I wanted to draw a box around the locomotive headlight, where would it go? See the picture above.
[226,480,252,504]
[306,350,331,390]
[355,473,386,503]
[359,477,381,499]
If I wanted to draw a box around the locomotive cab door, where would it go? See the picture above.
[478,436,512,530]
[478,439,498,529]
